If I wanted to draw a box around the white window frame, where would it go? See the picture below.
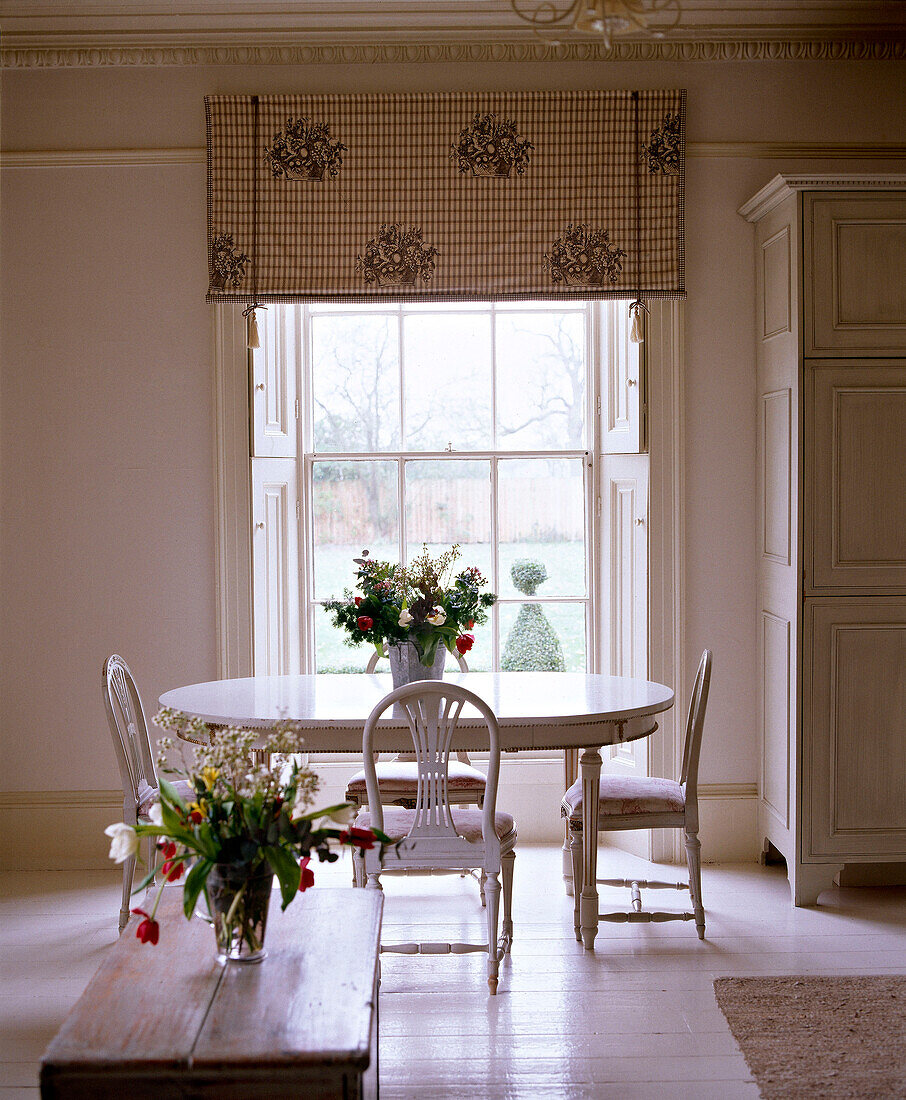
[213,299,685,860]
[296,300,598,676]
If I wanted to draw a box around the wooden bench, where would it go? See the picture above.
[40,887,382,1099]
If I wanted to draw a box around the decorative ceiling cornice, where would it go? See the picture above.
[3,1,904,67]
[3,36,906,67]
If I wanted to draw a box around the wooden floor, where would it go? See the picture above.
[3,846,906,1099]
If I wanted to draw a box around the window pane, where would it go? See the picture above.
[314,610,373,673]
[498,458,586,598]
[403,313,492,450]
[311,313,400,451]
[496,310,586,450]
[499,602,587,672]
[404,459,492,582]
[312,460,399,600]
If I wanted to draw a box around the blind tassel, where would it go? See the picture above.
[629,299,648,344]
[246,308,260,349]
[243,304,266,349]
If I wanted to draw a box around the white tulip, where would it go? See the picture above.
[426,607,446,626]
[104,822,140,864]
[398,608,413,627]
[321,804,357,826]
[147,802,164,827]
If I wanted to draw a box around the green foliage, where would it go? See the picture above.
[501,558,566,672]
[510,558,548,596]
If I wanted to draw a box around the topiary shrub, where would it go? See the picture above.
[501,558,565,672]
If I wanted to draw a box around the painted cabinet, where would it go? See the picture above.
[741,176,906,905]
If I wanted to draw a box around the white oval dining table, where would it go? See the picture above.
[159,671,674,950]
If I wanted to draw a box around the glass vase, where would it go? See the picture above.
[207,862,274,964]
[388,641,445,688]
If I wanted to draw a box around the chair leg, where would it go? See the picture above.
[479,868,487,908]
[118,855,136,934]
[501,850,515,952]
[484,869,501,995]
[568,820,583,943]
[684,830,705,940]
[352,850,365,888]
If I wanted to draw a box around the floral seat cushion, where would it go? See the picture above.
[354,806,515,844]
[562,775,685,819]
[345,760,487,794]
[137,779,194,819]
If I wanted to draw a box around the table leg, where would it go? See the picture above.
[562,748,579,894]
[579,747,602,950]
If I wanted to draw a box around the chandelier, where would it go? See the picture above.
[510,0,681,47]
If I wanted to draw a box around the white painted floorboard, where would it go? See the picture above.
[2,845,905,1098]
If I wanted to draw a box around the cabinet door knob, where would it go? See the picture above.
[255,522,265,530]
[255,382,265,391]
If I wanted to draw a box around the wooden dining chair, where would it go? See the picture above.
[353,681,517,994]
[562,650,713,940]
[344,649,487,811]
[102,654,193,932]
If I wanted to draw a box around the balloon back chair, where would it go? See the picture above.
[344,649,487,810]
[102,655,192,932]
[562,650,713,940]
[353,681,516,994]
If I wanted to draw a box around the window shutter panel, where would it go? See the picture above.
[251,305,299,458]
[598,452,649,847]
[251,457,301,675]
[600,302,643,454]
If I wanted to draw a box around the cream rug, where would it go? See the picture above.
[713,976,906,1099]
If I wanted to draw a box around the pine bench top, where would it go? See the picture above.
[40,887,383,1099]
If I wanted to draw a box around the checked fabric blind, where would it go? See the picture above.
[205,90,685,305]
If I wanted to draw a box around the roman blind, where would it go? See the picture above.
[206,90,685,306]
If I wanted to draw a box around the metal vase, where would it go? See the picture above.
[387,641,445,689]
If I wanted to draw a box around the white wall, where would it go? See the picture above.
[2,56,904,866]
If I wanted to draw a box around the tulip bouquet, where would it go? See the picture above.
[324,544,496,668]
[105,713,386,952]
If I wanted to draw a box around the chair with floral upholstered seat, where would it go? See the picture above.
[102,654,193,933]
[562,650,712,940]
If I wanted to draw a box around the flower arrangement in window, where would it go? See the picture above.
[324,544,496,668]
[355,223,438,288]
[264,116,347,181]
[544,223,626,286]
[104,717,387,956]
[450,113,534,178]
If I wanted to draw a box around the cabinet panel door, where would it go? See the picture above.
[807,362,906,591]
[804,598,906,860]
[805,193,906,356]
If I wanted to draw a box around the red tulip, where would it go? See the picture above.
[455,633,475,655]
[357,616,373,631]
[354,597,362,606]
[132,907,160,945]
[158,840,177,859]
[161,859,184,882]
[298,856,315,892]
[339,827,376,850]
